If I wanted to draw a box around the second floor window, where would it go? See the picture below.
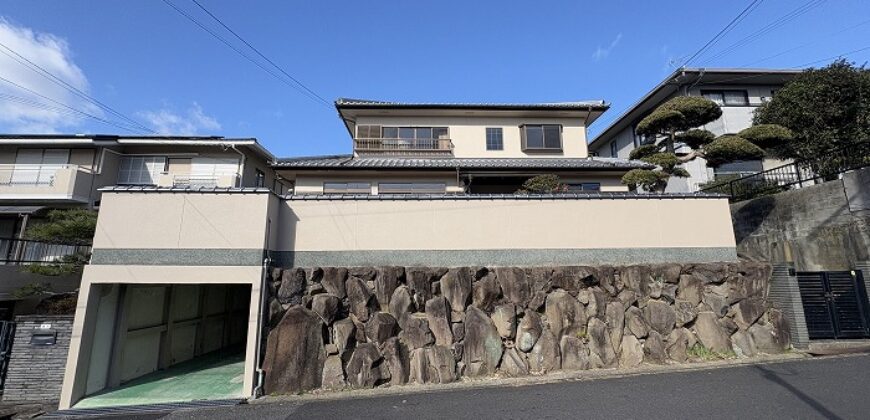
[566,182,601,192]
[701,90,749,106]
[255,169,266,188]
[381,127,449,139]
[521,124,562,151]
[486,128,503,150]
[610,141,618,158]
[118,156,166,185]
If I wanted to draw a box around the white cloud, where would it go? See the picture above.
[137,102,221,135]
[592,33,623,61]
[0,18,98,133]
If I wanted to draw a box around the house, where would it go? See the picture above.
[588,68,801,192]
[0,135,278,316]
[54,98,742,410]
[0,134,278,239]
[274,99,652,195]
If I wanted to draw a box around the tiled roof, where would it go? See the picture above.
[274,155,653,170]
[335,98,609,110]
[286,192,727,200]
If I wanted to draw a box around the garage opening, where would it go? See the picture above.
[75,283,252,408]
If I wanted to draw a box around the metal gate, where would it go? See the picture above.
[0,321,16,392]
[797,270,870,339]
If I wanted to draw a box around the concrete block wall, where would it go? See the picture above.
[768,264,809,349]
[2,315,73,403]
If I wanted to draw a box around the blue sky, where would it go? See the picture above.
[0,0,868,157]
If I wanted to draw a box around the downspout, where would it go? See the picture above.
[227,145,247,187]
[252,254,271,398]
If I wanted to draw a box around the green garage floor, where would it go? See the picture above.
[74,352,246,409]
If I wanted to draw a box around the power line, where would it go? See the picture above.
[740,17,870,67]
[0,41,157,133]
[160,0,331,108]
[188,0,331,107]
[0,75,146,133]
[701,0,826,65]
[795,45,870,68]
[682,0,764,67]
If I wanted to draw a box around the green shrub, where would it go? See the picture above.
[517,174,566,194]
[629,143,661,160]
[703,135,765,167]
[25,209,97,244]
[641,153,681,171]
[622,169,669,192]
[675,129,716,149]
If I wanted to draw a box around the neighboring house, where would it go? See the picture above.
[0,135,278,320]
[274,99,652,194]
[588,68,800,192]
[0,134,278,240]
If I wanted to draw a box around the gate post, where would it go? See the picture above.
[769,263,810,349]
[858,261,870,308]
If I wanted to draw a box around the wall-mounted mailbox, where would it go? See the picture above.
[30,331,57,346]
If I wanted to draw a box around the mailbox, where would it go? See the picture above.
[30,330,57,346]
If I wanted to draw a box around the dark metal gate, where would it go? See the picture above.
[0,321,16,392]
[797,270,870,339]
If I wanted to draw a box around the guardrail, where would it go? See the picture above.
[0,237,91,265]
[0,164,81,186]
[354,138,454,153]
[700,141,870,202]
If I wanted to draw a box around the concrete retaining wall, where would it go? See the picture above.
[731,167,870,271]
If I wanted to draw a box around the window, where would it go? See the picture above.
[522,124,562,150]
[12,148,70,185]
[378,182,446,194]
[610,141,618,158]
[323,182,371,194]
[356,125,382,138]
[255,169,266,188]
[378,127,448,139]
[701,90,749,106]
[118,156,166,185]
[566,183,601,192]
[486,128,503,150]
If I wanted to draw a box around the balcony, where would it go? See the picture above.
[0,237,91,266]
[157,173,241,189]
[0,164,93,203]
[354,138,454,155]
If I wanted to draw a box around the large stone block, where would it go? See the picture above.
[375,266,404,311]
[529,328,561,374]
[263,307,326,394]
[491,304,518,339]
[694,311,732,353]
[517,310,543,352]
[587,318,616,368]
[365,312,399,345]
[559,335,590,370]
[496,267,531,307]
[311,294,341,325]
[346,343,383,388]
[472,272,502,312]
[322,267,348,299]
[463,306,504,377]
[277,267,307,305]
[346,277,375,322]
[619,335,643,368]
[425,296,453,346]
[442,267,473,314]
[644,300,676,336]
[500,348,530,377]
[545,290,587,338]
[399,314,435,349]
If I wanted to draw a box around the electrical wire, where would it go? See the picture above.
[0,41,157,133]
[739,17,870,67]
[160,0,331,108]
[683,0,765,66]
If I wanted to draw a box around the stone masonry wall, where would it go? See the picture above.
[2,315,73,402]
[262,263,790,394]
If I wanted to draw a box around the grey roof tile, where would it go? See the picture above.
[274,155,653,170]
[335,98,609,110]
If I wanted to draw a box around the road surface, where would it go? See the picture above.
[71,354,870,420]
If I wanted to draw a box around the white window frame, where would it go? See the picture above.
[117,156,166,186]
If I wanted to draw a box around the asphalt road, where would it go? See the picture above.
[75,354,870,420]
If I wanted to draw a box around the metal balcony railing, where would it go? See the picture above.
[170,174,240,188]
[354,138,454,154]
[0,164,80,187]
[0,237,91,266]
[700,141,870,202]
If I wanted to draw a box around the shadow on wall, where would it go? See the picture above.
[731,196,777,245]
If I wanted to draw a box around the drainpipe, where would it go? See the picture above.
[227,145,247,188]
[252,255,271,399]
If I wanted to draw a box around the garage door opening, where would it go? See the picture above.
[74,283,252,408]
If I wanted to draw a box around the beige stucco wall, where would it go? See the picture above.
[293,171,464,195]
[355,116,589,158]
[276,197,735,252]
[92,192,272,250]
